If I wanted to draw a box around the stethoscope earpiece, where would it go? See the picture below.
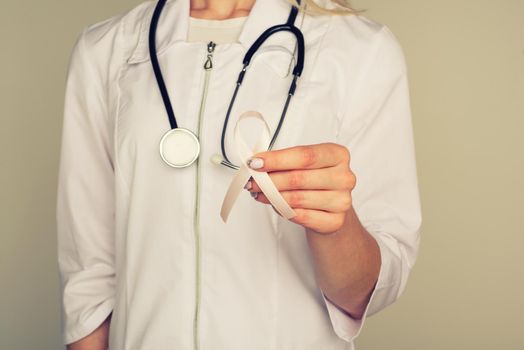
[210,154,240,170]
[210,154,224,165]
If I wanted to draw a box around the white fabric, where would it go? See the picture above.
[56,0,422,348]
[187,16,247,43]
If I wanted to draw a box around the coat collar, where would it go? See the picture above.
[127,0,305,64]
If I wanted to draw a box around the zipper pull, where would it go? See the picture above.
[204,41,216,70]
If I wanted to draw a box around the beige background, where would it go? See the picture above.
[1,0,523,349]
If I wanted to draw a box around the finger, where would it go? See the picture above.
[248,168,356,192]
[291,208,346,234]
[255,190,352,212]
[248,143,350,172]
[251,196,347,233]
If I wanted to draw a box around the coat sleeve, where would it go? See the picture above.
[321,25,422,342]
[56,28,116,345]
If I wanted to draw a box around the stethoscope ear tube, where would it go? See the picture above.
[219,2,305,169]
[149,0,178,130]
[242,25,305,77]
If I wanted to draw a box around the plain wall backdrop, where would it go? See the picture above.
[1,0,523,349]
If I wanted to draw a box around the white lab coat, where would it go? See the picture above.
[56,0,422,348]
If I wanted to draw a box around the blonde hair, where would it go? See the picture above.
[288,0,360,16]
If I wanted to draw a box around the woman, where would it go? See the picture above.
[56,0,422,349]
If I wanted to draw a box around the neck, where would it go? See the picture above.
[190,0,256,19]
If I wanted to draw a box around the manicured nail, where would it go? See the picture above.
[244,180,252,190]
[247,157,264,169]
[250,191,258,199]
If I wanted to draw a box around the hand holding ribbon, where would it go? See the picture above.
[220,111,297,222]
[244,141,357,235]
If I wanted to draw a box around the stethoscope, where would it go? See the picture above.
[149,0,305,169]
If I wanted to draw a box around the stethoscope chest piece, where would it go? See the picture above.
[159,128,200,168]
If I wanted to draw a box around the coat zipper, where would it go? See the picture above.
[193,40,216,350]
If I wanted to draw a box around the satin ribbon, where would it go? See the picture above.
[220,111,297,222]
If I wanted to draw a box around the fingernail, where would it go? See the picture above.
[247,157,264,169]
[244,180,252,190]
[250,191,258,199]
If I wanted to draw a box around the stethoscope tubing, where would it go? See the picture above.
[149,0,305,170]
